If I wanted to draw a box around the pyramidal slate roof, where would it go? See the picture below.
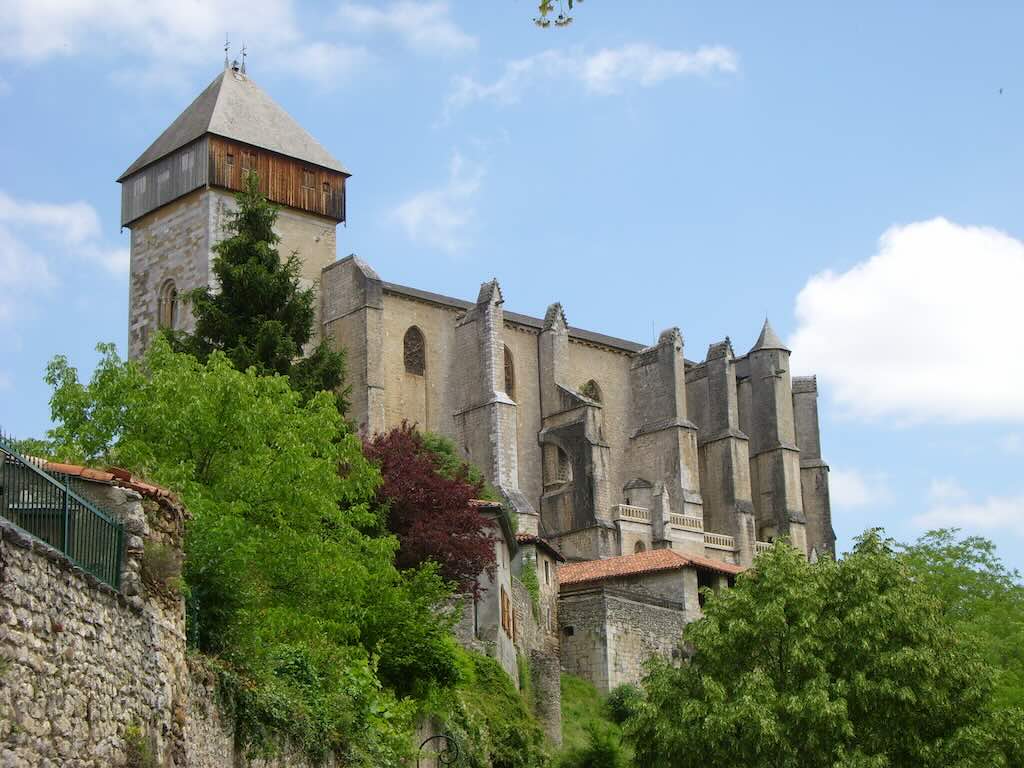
[750,318,790,352]
[118,68,347,180]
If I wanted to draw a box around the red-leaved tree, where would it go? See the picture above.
[364,422,496,594]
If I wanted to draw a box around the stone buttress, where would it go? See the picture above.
[320,255,386,434]
[537,304,617,559]
[452,281,540,531]
[686,339,758,566]
[736,320,808,552]
[792,375,835,559]
[626,329,705,554]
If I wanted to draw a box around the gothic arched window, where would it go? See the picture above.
[504,345,515,400]
[158,280,179,330]
[404,326,426,375]
[634,541,646,554]
[580,379,602,403]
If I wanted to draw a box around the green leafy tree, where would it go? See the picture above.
[173,173,347,411]
[627,533,1024,768]
[45,338,460,763]
[902,529,1024,708]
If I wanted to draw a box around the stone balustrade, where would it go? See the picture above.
[755,541,773,554]
[703,532,736,550]
[668,513,704,532]
[613,504,651,523]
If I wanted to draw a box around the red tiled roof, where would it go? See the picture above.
[559,548,745,587]
[469,499,503,509]
[43,461,173,500]
[516,533,566,562]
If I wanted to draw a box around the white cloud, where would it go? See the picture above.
[391,152,484,254]
[266,42,370,88]
[829,467,892,508]
[0,0,366,87]
[337,1,476,53]
[445,43,738,116]
[914,489,1024,537]
[0,190,126,349]
[0,192,126,274]
[581,44,738,93]
[791,218,1024,424]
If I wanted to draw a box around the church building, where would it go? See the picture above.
[119,63,835,702]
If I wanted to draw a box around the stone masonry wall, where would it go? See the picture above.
[0,482,342,767]
[0,512,187,767]
[604,592,687,690]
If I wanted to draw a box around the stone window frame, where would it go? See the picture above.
[403,326,426,376]
[157,279,179,330]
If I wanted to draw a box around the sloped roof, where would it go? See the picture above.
[516,533,566,562]
[118,67,347,180]
[750,319,789,353]
[381,282,648,355]
[43,461,173,500]
[560,548,744,587]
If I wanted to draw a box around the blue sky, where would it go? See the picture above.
[2,1,1022,568]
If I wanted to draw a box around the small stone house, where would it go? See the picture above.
[558,548,744,693]
[466,499,520,683]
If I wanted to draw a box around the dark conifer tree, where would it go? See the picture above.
[172,173,347,410]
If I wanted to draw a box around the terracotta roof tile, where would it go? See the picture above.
[43,461,173,500]
[559,548,744,587]
[469,499,503,509]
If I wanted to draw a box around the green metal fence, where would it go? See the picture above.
[0,436,124,588]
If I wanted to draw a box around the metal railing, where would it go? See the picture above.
[0,436,123,588]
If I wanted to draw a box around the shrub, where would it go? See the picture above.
[141,540,182,592]
[557,724,626,768]
[604,684,641,725]
[427,650,549,768]
[124,723,156,768]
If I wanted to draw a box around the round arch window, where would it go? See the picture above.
[158,280,179,330]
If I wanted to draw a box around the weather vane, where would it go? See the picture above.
[534,0,579,27]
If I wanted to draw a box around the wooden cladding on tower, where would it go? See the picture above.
[208,136,346,222]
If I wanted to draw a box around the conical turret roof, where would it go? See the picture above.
[750,319,790,352]
[118,67,347,180]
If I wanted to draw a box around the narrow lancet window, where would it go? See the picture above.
[504,345,515,400]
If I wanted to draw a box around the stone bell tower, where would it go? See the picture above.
[117,61,349,358]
